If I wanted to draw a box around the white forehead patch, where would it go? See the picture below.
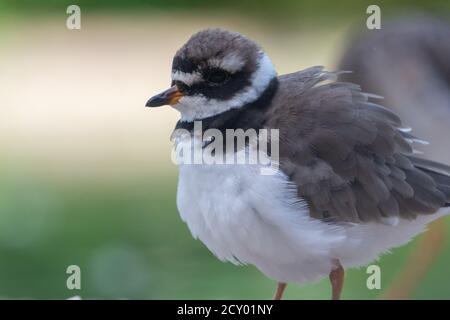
[172,53,245,86]
[172,70,203,86]
[208,53,246,73]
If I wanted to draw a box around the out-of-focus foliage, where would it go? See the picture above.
[1,0,450,22]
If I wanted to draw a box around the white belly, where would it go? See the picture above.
[176,159,347,283]
[175,145,449,284]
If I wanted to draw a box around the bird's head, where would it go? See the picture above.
[146,28,277,122]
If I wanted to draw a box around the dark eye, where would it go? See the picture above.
[204,69,229,85]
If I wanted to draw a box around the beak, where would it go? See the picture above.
[145,85,183,107]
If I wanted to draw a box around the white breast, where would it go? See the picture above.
[175,139,347,283]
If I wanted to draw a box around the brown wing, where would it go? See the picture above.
[265,67,450,223]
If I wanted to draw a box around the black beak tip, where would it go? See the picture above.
[145,99,153,107]
[145,96,163,108]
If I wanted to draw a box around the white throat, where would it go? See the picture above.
[174,52,277,122]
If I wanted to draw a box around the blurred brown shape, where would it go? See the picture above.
[339,14,450,299]
[382,219,446,299]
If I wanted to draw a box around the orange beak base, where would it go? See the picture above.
[146,85,183,107]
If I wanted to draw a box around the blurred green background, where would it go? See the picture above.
[0,0,450,299]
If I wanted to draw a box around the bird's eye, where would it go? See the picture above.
[204,69,229,85]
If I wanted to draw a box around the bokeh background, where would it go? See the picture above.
[0,0,450,299]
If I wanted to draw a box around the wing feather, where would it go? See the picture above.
[266,68,450,223]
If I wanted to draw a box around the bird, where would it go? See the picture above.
[145,28,450,300]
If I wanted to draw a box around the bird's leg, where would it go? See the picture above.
[273,282,287,300]
[329,260,345,300]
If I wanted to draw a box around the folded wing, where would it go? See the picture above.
[266,67,450,223]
